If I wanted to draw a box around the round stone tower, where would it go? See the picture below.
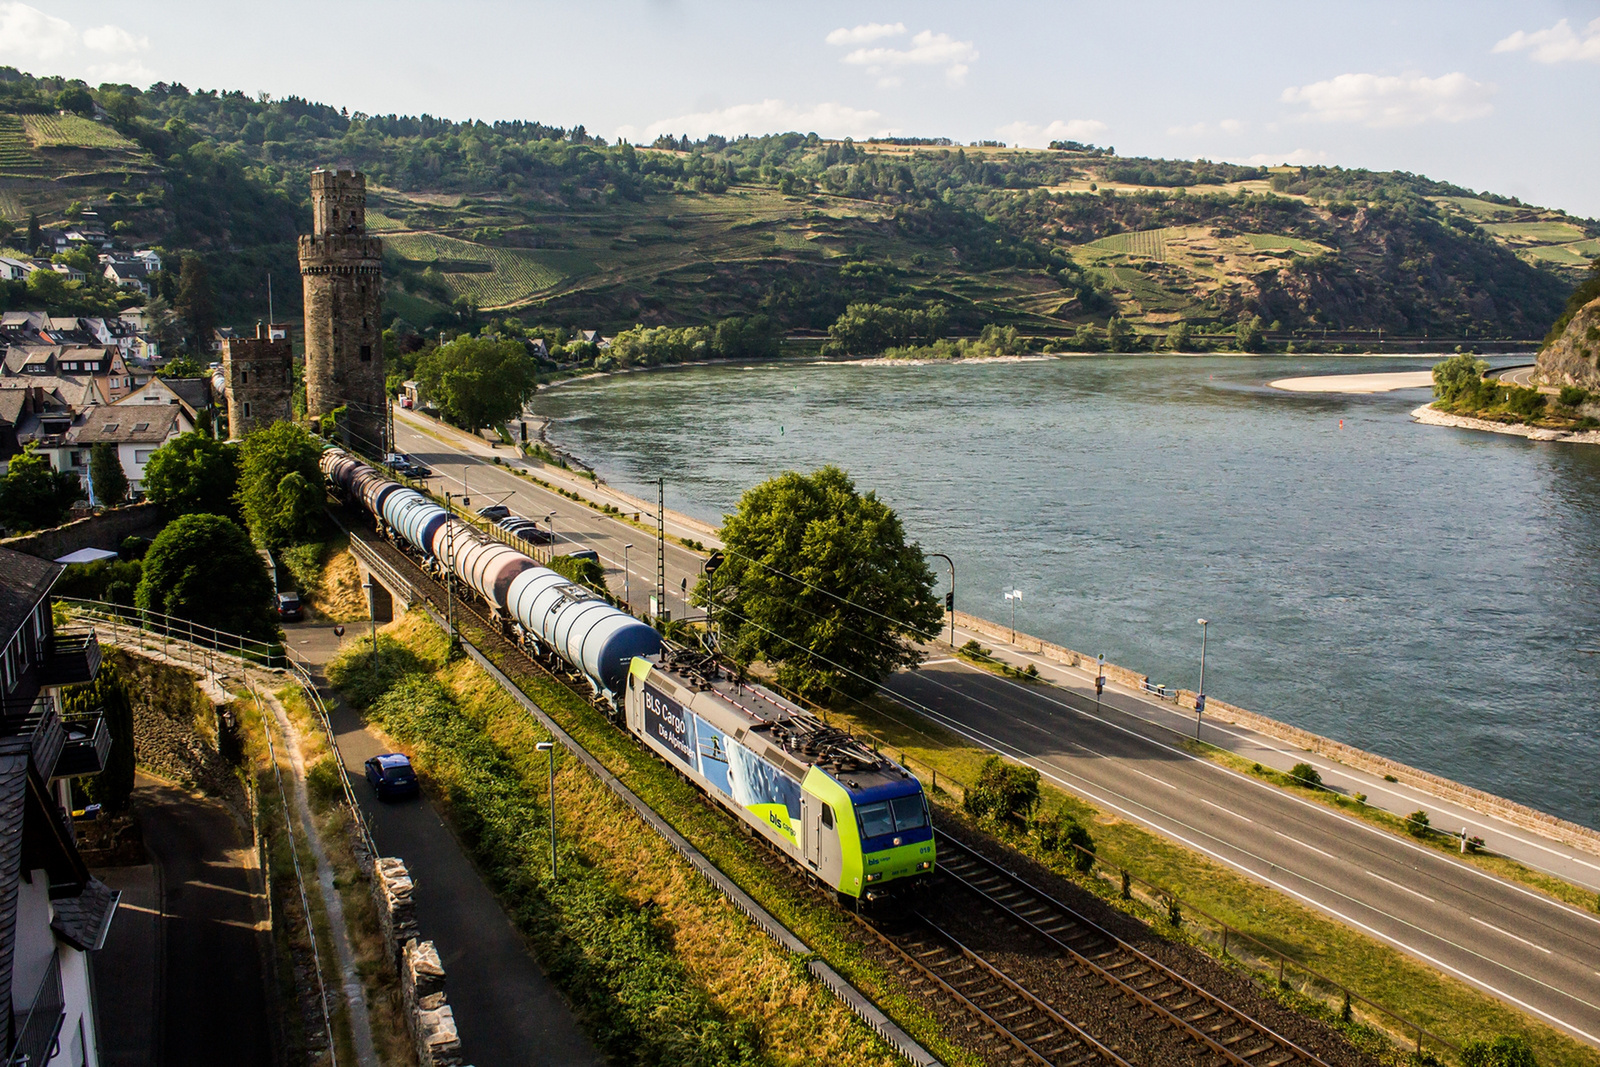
[300,168,385,450]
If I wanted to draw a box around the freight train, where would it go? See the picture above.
[321,447,935,902]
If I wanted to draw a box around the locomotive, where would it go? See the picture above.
[322,446,935,902]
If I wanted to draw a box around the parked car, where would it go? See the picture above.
[477,504,511,521]
[566,548,599,564]
[365,753,419,800]
[498,516,553,544]
[276,591,302,620]
[402,461,432,478]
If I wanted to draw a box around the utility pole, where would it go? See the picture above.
[536,741,557,880]
[443,493,457,650]
[656,477,666,624]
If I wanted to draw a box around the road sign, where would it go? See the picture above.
[1095,675,1104,696]
[1195,694,1206,713]
[704,550,725,574]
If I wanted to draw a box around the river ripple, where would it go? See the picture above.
[532,355,1600,828]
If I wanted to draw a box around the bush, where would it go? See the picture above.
[964,755,1041,825]
[55,559,142,605]
[1558,385,1590,409]
[1407,809,1431,839]
[135,513,278,641]
[1033,809,1095,873]
[1288,762,1322,788]
[120,535,150,561]
[306,755,345,809]
[1461,1035,1538,1067]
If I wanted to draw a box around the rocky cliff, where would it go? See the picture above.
[1535,294,1600,390]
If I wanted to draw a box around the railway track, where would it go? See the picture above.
[350,519,1341,1067]
[931,833,1333,1067]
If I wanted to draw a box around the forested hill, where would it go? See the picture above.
[1,69,1594,342]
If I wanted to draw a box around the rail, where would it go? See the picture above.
[5,952,63,1067]
[285,651,378,862]
[52,598,287,670]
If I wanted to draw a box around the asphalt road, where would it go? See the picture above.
[387,406,1600,1047]
[1493,365,1541,388]
[286,623,602,1067]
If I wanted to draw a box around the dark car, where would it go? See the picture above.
[365,753,419,800]
[500,517,553,544]
[403,461,433,478]
[477,504,511,521]
[566,548,599,564]
[276,591,302,620]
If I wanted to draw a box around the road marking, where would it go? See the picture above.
[1471,916,1552,954]
[1199,796,1252,822]
[1273,830,1336,861]
[923,658,957,665]
[1367,870,1435,903]
[1126,766,1176,789]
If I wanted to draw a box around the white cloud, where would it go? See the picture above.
[1493,17,1600,64]
[1237,148,1330,166]
[838,29,978,87]
[996,118,1107,148]
[615,100,892,144]
[1167,118,1244,137]
[1281,72,1495,127]
[82,24,148,55]
[0,2,76,62]
[825,22,904,47]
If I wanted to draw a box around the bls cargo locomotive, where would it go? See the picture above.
[322,446,935,902]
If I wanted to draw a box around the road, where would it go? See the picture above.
[1493,365,1543,388]
[387,405,1600,1047]
[283,622,602,1067]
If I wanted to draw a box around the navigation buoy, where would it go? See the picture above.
[1339,419,1344,429]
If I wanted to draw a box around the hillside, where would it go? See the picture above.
[1,70,1592,341]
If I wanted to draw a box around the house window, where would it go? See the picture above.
[133,423,149,432]
[134,448,154,464]
[360,344,372,362]
[243,402,252,418]
[103,424,119,433]
[70,451,83,467]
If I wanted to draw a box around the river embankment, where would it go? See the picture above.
[1410,403,1600,445]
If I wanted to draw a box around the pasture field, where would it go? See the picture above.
[22,114,137,150]
[1524,239,1600,266]
[1430,195,1523,221]
[1242,232,1329,255]
[1483,219,1590,244]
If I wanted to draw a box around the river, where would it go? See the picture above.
[531,355,1600,829]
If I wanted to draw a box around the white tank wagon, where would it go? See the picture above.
[503,566,661,699]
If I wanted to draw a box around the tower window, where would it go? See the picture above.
[360,344,372,362]
[241,371,248,384]
[243,402,252,418]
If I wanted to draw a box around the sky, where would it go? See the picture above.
[6,1,1600,216]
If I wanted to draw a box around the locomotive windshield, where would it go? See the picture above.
[855,792,927,838]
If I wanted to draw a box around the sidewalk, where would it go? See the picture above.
[936,617,1600,895]
[393,406,722,548]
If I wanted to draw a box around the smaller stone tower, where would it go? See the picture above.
[300,168,385,450]
[222,323,294,439]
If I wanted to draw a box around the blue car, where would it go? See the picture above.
[364,753,419,801]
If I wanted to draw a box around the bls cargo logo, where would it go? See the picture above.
[643,686,694,767]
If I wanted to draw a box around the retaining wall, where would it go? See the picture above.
[1,502,162,560]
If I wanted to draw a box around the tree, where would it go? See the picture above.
[26,212,40,254]
[174,253,216,353]
[55,87,94,116]
[1235,314,1265,352]
[236,421,324,549]
[88,443,127,506]
[1166,321,1193,351]
[0,446,83,532]
[1432,353,1489,405]
[1107,316,1134,352]
[141,431,239,518]
[135,513,277,640]
[414,335,537,431]
[697,466,941,700]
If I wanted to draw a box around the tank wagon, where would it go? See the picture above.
[322,446,934,901]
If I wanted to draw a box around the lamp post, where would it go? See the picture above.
[1195,618,1209,739]
[536,741,557,880]
[545,512,557,550]
[1004,589,1022,644]
[928,553,955,647]
[623,544,633,610]
[362,577,379,687]
[1095,653,1105,714]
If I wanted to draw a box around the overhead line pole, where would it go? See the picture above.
[656,477,666,624]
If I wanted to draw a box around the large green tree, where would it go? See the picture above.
[0,446,84,532]
[236,421,324,549]
[697,466,941,700]
[414,336,537,431]
[88,443,127,506]
[174,253,216,353]
[135,513,277,640]
[141,432,240,518]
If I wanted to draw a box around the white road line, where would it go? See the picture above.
[923,658,957,665]
[1273,831,1337,861]
[1472,916,1553,955]
[1368,870,1436,903]
[1127,766,1176,789]
[1199,796,1252,823]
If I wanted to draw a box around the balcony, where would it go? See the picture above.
[54,710,110,779]
[38,632,100,687]
[0,695,64,783]
[5,952,64,1067]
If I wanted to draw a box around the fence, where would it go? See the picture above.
[54,598,287,671]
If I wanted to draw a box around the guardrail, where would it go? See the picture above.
[53,598,287,671]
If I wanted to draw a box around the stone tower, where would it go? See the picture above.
[300,168,385,451]
[222,322,294,438]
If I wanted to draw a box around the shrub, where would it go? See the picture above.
[1461,1035,1538,1067]
[120,535,150,561]
[1288,762,1322,788]
[306,755,345,809]
[1033,809,1095,873]
[1558,385,1589,409]
[963,755,1041,826]
[1407,809,1431,839]
[135,514,277,641]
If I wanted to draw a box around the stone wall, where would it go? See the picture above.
[223,334,294,438]
[371,857,464,1067]
[1,502,161,560]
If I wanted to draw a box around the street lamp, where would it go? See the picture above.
[1095,653,1105,714]
[362,577,379,687]
[544,511,557,549]
[1195,618,1209,739]
[536,741,557,880]
[1004,589,1022,644]
[623,544,633,610]
[928,553,955,647]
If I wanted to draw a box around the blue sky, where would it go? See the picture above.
[9,1,1600,215]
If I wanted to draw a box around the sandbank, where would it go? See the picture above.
[1270,371,1434,393]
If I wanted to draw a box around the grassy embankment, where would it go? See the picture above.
[279,534,370,622]
[327,611,954,1067]
[821,691,1600,1067]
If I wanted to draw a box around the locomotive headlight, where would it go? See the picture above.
[864,872,882,883]
[916,861,932,871]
